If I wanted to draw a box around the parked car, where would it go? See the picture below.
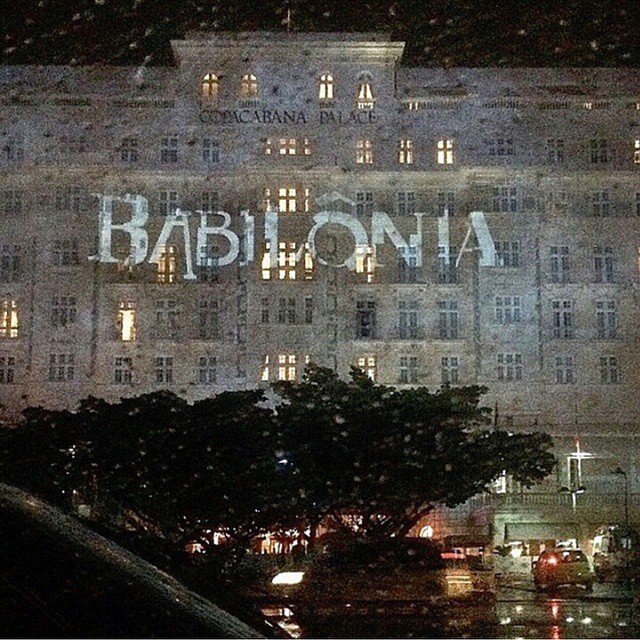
[532,548,594,591]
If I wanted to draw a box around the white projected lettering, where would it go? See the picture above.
[91,194,495,279]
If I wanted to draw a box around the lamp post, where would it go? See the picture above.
[613,467,630,580]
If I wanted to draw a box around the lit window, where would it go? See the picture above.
[356,139,373,164]
[262,355,270,381]
[278,354,297,381]
[114,357,133,384]
[356,74,375,110]
[437,139,454,165]
[319,73,334,100]
[261,242,272,280]
[278,241,297,280]
[634,140,640,164]
[240,73,258,98]
[304,242,314,280]
[303,138,312,156]
[398,139,414,164]
[279,138,297,155]
[355,245,375,282]
[278,187,297,213]
[157,245,177,284]
[357,355,377,381]
[118,302,136,341]
[201,73,219,100]
[303,187,312,212]
[0,299,18,338]
[264,138,273,156]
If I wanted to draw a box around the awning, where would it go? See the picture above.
[505,522,578,542]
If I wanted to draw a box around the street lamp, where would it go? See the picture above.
[613,467,630,580]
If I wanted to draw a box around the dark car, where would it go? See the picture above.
[532,548,594,591]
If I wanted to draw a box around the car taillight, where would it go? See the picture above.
[547,555,558,565]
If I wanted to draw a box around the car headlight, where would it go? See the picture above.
[271,571,305,585]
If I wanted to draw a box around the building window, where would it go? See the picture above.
[0,244,21,281]
[438,300,459,339]
[399,355,418,384]
[160,136,178,163]
[590,138,608,164]
[357,355,377,381]
[600,356,618,384]
[437,138,454,165]
[494,240,520,267]
[198,356,217,384]
[441,356,459,385]
[303,242,314,279]
[497,353,523,382]
[356,74,375,110]
[276,187,297,213]
[118,302,136,341]
[591,190,611,217]
[634,140,640,164]
[155,356,174,384]
[201,73,219,100]
[319,73,334,100]
[304,296,313,324]
[398,139,414,164]
[396,191,416,215]
[278,241,297,280]
[155,299,179,339]
[0,356,15,384]
[552,300,574,339]
[257,297,269,325]
[202,138,219,164]
[398,300,419,339]
[200,191,219,214]
[546,138,565,164]
[0,300,18,338]
[355,245,375,282]
[55,186,87,214]
[240,73,258,98]
[594,246,614,283]
[52,239,79,266]
[198,299,219,339]
[277,297,296,325]
[2,189,23,215]
[114,357,133,384]
[5,136,24,162]
[397,246,418,283]
[48,353,74,382]
[596,300,617,339]
[51,295,76,328]
[356,191,374,216]
[356,139,373,164]
[495,296,521,324]
[261,355,270,381]
[437,245,458,284]
[356,301,376,339]
[437,191,455,217]
[159,190,178,216]
[554,355,574,384]
[550,246,570,283]
[278,354,297,381]
[120,137,138,163]
[492,186,518,213]
[488,138,514,156]
[157,245,177,284]
[261,242,272,280]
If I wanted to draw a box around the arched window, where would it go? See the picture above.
[319,73,334,100]
[240,73,258,98]
[356,73,375,110]
[201,73,219,100]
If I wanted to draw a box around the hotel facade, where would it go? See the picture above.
[2,32,640,546]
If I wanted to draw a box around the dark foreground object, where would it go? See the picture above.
[0,482,266,638]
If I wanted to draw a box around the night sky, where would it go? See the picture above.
[3,0,640,67]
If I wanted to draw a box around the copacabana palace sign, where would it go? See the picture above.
[90,194,496,279]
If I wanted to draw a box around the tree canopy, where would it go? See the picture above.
[0,367,556,550]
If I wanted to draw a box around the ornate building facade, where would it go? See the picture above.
[2,32,639,546]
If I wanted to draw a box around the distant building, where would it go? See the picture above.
[1,32,639,548]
